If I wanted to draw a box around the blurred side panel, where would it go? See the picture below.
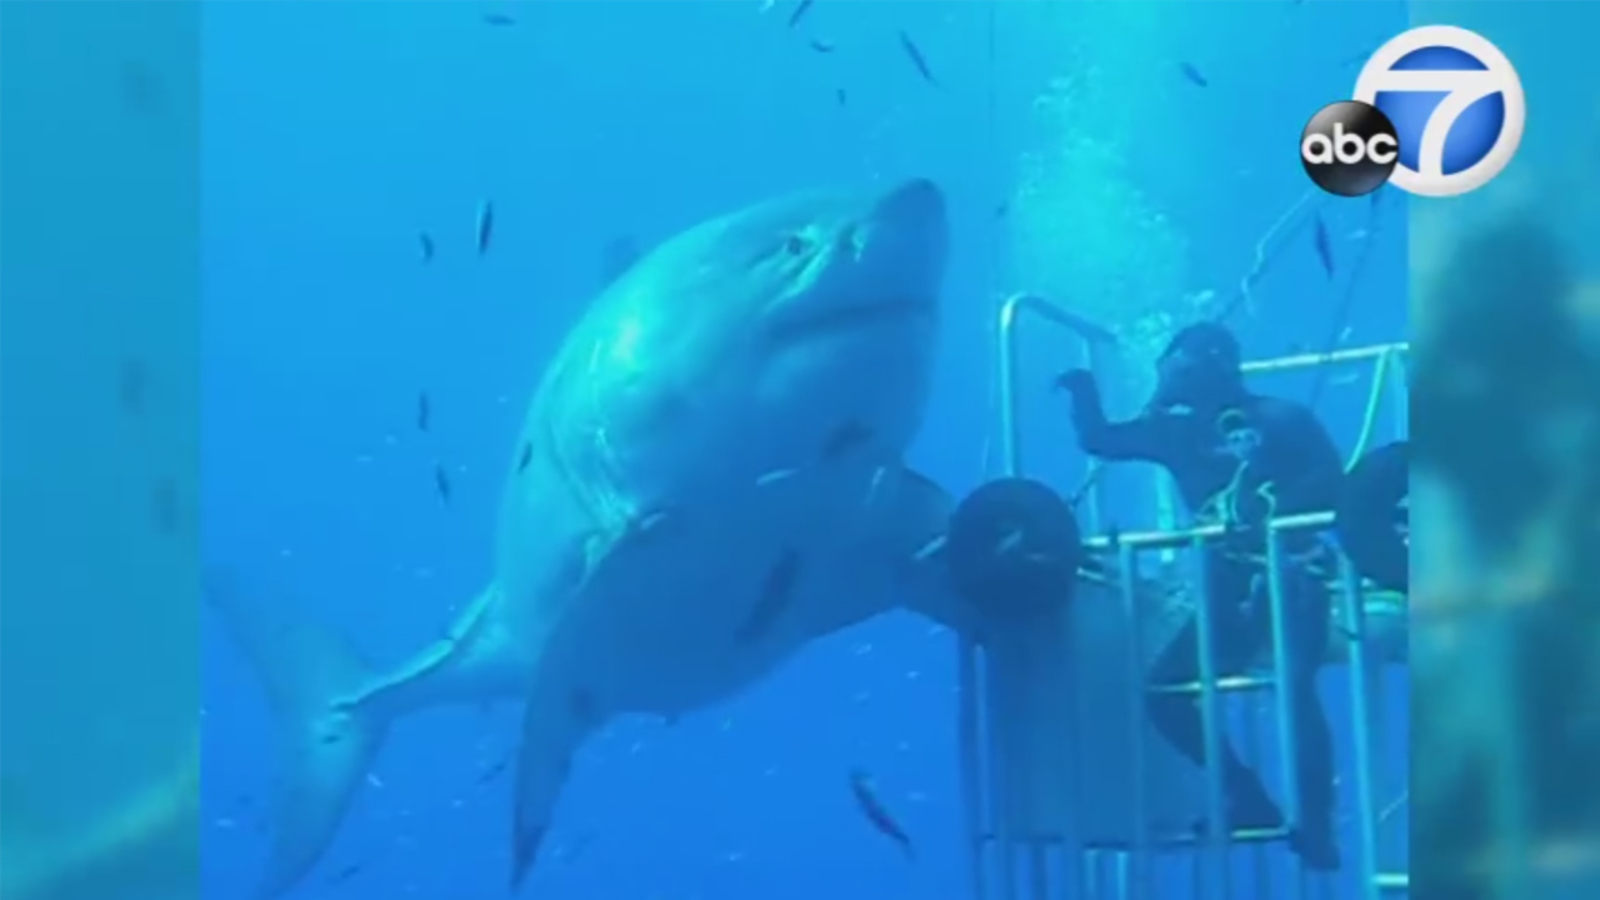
[0,3,201,900]
[1407,3,1600,900]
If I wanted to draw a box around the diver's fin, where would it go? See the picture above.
[506,669,594,892]
[205,569,386,900]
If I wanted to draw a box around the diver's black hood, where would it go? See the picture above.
[1160,321,1242,370]
[1154,321,1245,409]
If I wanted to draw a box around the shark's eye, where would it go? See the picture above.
[784,233,812,256]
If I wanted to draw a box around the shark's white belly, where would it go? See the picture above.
[555,456,899,717]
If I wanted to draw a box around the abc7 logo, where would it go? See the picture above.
[1300,101,1400,198]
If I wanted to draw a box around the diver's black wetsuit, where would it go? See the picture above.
[1061,354,1344,868]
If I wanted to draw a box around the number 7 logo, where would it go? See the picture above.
[1353,25,1525,198]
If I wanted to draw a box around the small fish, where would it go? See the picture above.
[787,0,814,29]
[898,31,938,86]
[756,468,799,487]
[517,441,533,473]
[482,12,516,26]
[434,464,452,504]
[1313,214,1335,278]
[417,391,431,432]
[475,200,495,255]
[735,548,802,642]
[994,529,1025,556]
[1179,62,1208,87]
[864,465,888,505]
[809,38,835,53]
[821,420,873,460]
[912,534,946,562]
[849,768,915,859]
[418,232,435,262]
[326,863,363,885]
[477,756,511,785]
[992,202,1009,220]
[634,509,669,535]
[1378,791,1407,825]
[835,87,848,106]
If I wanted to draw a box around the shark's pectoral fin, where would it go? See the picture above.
[880,467,981,637]
[507,668,599,891]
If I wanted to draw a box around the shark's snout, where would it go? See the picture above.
[859,178,948,305]
[874,177,946,224]
[760,180,949,344]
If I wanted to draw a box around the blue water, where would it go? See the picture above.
[195,3,1431,899]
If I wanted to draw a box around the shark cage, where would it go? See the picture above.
[942,285,1411,900]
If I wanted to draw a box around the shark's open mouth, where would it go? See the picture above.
[770,297,934,343]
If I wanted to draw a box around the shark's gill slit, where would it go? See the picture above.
[767,298,930,343]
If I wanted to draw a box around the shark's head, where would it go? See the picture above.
[641,175,947,364]
[545,179,949,492]
[743,177,949,348]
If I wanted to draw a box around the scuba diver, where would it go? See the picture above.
[1056,321,1344,870]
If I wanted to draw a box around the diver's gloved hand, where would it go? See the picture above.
[1054,367,1097,399]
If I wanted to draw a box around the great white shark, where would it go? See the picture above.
[211,178,971,897]
[211,177,1412,898]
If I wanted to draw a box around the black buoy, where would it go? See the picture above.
[1336,441,1409,594]
[946,477,1083,620]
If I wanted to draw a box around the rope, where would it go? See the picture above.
[1218,188,1326,323]
[980,2,1003,479]
[1307,192,1387,410]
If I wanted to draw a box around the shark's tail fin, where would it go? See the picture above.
[206,569,388,900]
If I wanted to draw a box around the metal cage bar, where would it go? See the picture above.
[971,293,1410,899]
[1117,540,1155,899]
[1189,536,1234,900]
[1264,529,1306,876]
[1342,555,1385,900]
[995,292,1119,527]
